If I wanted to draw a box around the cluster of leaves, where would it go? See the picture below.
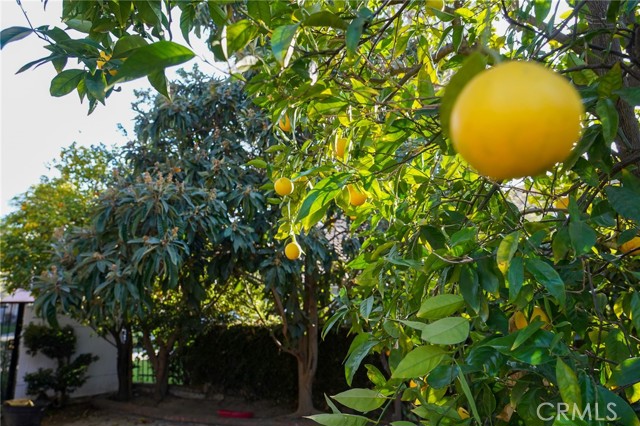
[22,324,98,405]
[3,0,640,424]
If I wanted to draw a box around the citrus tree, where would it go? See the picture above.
[4,0,640,424]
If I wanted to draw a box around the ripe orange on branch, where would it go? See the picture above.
[620,236,640,256]
[450,61,583,180]
[285,241,302,260]
[347,184,367,206]
[274,177,294,196]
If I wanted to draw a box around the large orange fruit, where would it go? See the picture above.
[450,61,583,180]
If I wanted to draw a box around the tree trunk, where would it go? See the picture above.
[112,324,133,401]
[292,272,320,416]
[141,329,177,402]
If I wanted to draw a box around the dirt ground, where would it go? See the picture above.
[40,394,315,426]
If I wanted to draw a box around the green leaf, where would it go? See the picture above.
[136,0,162,25]
[497,231,520,274]
[246,158,267,169]
[595,98,618,144]
[332,389,386,412]
[597,62,622,98]
[417,294,464,320]
[345,333,378,386]
[613,87,640,106]
[304,11,347,30]
[113,41,195,83]
[307,413,370,426]
[271,24,299,68]
[607,357,640,388]
[50,69,85,97]
[568,220,596,256]
[421,317,469,345]
[84,72,107,103]
[556,358,582,409]
[525,258,566,306]
[459,265,480,313]
[346,17,365,57]
[440,52,487,135]
[296,174,349,230]
[207,1,228,26]
[507,256,524,302]
[391,345,446,379]
[225,20,258,58]
[511,320,544,350]
[147,70,168,99]
[247,0,270,26]
[605,185,640,223]
[457,367,482,425]
[112,35,148,59]
[596,385,640,426]
[1,26,33,49]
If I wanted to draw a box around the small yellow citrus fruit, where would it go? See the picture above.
[278,115,291,132]
[457,407,470,419]
[554,197,570,210]
[450,61,583,180]
[620,236,640,256]
[274,177,294,196]
[513,311,528,330]
[348,184,367,206]
[285,241,302,260]
[97,51,111,69]
[426,0,444,15]
[335,137,348,159]
[530,306,550,325]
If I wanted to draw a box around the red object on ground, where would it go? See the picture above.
[216,409,255,419]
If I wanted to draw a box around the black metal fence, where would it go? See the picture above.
[1,302,26,400]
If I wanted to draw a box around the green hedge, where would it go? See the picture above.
[179,325,377,404]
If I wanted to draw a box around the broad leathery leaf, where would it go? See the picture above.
[271,24,299,68]
[613,87,640,106]
[147,70,168,99]
[307,413,370,426]
[1,26,33,48]
[497,231,520,274]
[568,220,596,256]
[525,258,566,307]
[225,20,258,57]
[459,265,480,313]
[297,173,349,230]
[421,317,469,345]
[391,345,445,379]
[113,41,194,83]
[84,71,107,103]
[207,1,227,26]
[607,357,640,388]
[556,358,582,409]
[597,62,622,98]
[345,333,378,386]
[440,52,487,135]
[50,69,85,97]
[112,35,148,58]
[507,256,524,302]
[332,388,386,412]
[346,17,365,57]
[595,98,618,144]
[605,184,640,223]
[595,385,640,426]
[417,294,464,320]
[247,0,270,26]
[305,11,347,30]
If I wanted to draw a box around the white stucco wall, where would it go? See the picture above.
[13,305,118,399]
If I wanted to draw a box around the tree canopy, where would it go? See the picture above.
[3,0,640,424]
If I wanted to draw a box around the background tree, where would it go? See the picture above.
[0,143,116,292]
[4,0,640,424]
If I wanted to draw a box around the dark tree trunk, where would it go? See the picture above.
[112,324,133,401]
[142,329,178,402]
[293,273,319,417]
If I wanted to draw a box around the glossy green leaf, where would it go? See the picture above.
[569,220,596,256]
[50,69,85,97]
[345,333,378,386]
[305,11,347,30]
[84,72,107,103]
[332,389,386,412]
[525,258,566,306]
[596,385,640,426]
[112,35,148,59]
[607,357,640,388]
[1,26,32,49]
[421,317,469,345]
[247,1,270,26]
[307,413,370,426]
[507,256,524,302]
[613,87,640,106]
[417,294,465,320]
[391,345,445,379]
[113,41,195,83]
[346,17,365,57]
[271,24,299,67]
[595,98,618,144]
[556,358,582,409]
[225,20,258,57]
[147,70,168,99]
[605,185,640,223]
[497,231,520,274]
[297,173,349,230]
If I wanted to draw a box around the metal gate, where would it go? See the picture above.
[0,302,26,401]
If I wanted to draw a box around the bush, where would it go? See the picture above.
[22,324,97,405]
[178,325,378,406]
